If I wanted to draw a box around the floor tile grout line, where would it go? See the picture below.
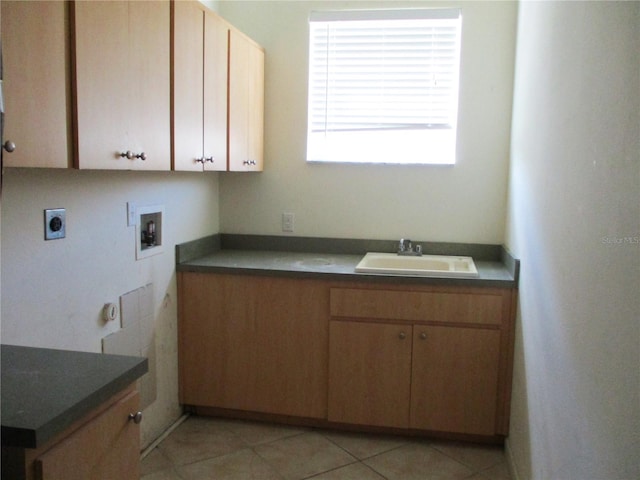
[300,459,389,480]
[317,427,413,461]
[429,442,507,474]
[142,416,511,480]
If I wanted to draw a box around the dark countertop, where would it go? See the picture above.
[1,345,148,449]
[176,235,519,288]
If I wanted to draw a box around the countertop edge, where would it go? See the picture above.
[1,346,148,449]
[175,236,519,288]
[176,252,518,288]
[34,359,148,448]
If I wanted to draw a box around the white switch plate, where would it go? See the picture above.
[282,212,295,232]
[127,202,137,226]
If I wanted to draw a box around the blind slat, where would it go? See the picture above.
[308,11,461,133]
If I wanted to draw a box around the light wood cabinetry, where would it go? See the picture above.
[1,1,71,168]
[2,0,263,173]
[228,28,264,171]
[2,386,141,480]
[328,286,513,436]
[178,272,516,439]
[178,272,329,419]
[71,1,170,170]
[36,390,140,479]
[172,1,228,172]
[328,321,412,429]
[410,325,501,435]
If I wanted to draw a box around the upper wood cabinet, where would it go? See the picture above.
[71,1,170,170]
[1,1,72,168]
[172,2,227,172]
[228,28,264,171]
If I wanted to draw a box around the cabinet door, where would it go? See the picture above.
[246,39,264,170]
[202,10,228,172]
[1,1,71,168]
[172,1,205,171]
[410,326,501,435]
[72,1,169,170]
[228,29,264,171]
[178,273,328,419]
[128,0,170,170]
[36,390,140,480]
[328,321,412,428]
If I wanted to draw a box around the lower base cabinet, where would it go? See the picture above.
[328,322,501,436]
[2,386,141,480]
[178,272,516,440]
[178,273,329,419]
[410,325,501,435]
[328,321,413,429]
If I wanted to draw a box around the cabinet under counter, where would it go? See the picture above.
[1,345,148,480]
[177,268,517,442]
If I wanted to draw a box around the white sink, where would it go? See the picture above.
[355,252,479,278]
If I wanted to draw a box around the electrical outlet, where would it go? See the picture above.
[282,212,295,232]
[44,208,66,240]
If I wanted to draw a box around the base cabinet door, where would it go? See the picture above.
[36,390,140,480]
[410,326,501,435]
[328,321,412,428]
[328,320,502,435]
[178,273,329,419]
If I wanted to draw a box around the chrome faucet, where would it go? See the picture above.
[398,238,422,256]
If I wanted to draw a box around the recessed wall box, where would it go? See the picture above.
[44,208,66,240]
[136,205,164,260]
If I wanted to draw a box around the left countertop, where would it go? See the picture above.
[1,344,148,449]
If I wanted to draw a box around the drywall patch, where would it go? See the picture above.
[102,283,157,409]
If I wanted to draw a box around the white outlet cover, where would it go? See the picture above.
[282,212,295,232]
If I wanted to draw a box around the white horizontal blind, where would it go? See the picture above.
[307,9,462,164]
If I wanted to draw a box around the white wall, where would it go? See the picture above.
[505,2,639,479]
[218,0,517,243]
[0,168,219,447]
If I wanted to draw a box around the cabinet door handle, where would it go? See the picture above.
[195,157,205,164]
[136,152,147,161]
[204,156,214,163]
[3,140,16,153]
[398,331,407,340]
[243,159,257,166]
[128,411,143,424]
[419,332,427,340]
[119,150,135,160]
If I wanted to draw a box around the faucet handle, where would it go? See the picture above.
[398,238,412,252]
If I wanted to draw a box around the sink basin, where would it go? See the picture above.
[355,252,479,278]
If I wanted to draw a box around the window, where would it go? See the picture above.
[307,9,462,164]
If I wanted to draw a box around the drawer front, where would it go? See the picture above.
[330,288,504,325]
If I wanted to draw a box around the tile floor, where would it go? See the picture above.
[141,416,512,480]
